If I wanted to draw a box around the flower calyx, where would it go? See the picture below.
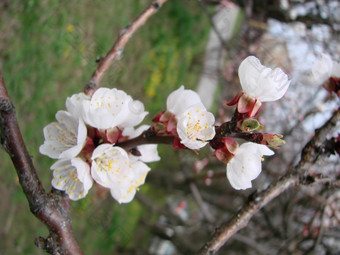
[323,77,340,98]
[227,91,262,118]
[238,118,263,132]
[261,134,285,149]
[152,110,177,135]
[213,137,239,164]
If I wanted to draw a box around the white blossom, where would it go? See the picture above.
[167,86,215,149]
[82,88,147,130]
[301,54,340,86]
[226,142,274,190]
[39,110,87,159]
[238,56,291,102]
[51,157,93,200]
[176,104,215,150]
[91,144,150,203]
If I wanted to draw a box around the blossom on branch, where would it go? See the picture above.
[176,104,216,150]
[164,86,216,150]
[91,144,150,203]
[82,88,148,130]
[228,56,291,117]
[301,53,340,87]
[238,56,291,102]
[226,142,274,190]
[167,86,203,114]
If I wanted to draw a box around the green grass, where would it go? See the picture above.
[0,0,210,254]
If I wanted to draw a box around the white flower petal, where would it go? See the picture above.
[51,157,92,200]
[238,56,290,102]
[55,111,78,132]
[122,125,149,138]
[136,144,161,163]
[167,86,204,115]
[120,100,148,128]
[123,125,161,163]
[59,118,87,159]
[72,157,93,191]
[110,180,136,203]
[65,92,90,118]
[226,142,274,190]
[111,161,150,203]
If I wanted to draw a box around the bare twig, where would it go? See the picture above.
[0,72,83,255]
[85,0,169,96]
[197,108,340,255]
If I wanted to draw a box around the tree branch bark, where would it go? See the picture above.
[0,72,83,255]
[197,108,340,255]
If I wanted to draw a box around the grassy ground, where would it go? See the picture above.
[0,0,210,253]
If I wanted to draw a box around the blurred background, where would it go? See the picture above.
[0,0,339,254]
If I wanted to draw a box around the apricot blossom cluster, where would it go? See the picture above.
[40,55,292,202]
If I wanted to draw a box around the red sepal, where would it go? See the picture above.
[173,137,186,149]
[226,91,244,106]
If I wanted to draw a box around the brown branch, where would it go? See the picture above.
[117,131,175,151]
[85,0,169,96]
[0,71,83,255]
[197,108,340,255]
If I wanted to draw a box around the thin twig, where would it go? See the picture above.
[85,0,169,96]
[0,72,83,255]
[197,108,340,255]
